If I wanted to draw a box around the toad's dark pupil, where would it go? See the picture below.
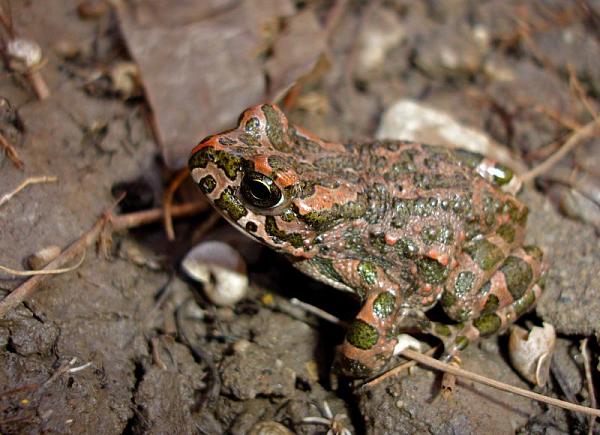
[240,172,282,208]
[249,179,270,201]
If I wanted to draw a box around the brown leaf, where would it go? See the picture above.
[265,8,329,101]
[116,0,294,168]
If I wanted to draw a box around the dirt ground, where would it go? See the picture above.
[1,1,599,434]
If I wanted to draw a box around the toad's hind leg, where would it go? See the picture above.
[440,245,545,362]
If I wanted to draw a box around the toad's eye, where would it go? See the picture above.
[240,171,282,208]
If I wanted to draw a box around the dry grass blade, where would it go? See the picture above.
[0,175,57,207]
[400,348,600,418]
[0,250,85,276]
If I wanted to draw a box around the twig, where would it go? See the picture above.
[163,168,190,241]
[0,250,85,276]
[568,64,599,121]
[290,297,348,327]
[521,119,600,183]
[400,348,600,418]
[0,130,23,169]
[360,347,438,389]
[580,338,597,435]
[533,104,582,131]
[0,175,57,207]
[112,200,207,231]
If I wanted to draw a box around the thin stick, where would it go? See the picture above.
[0,175,57,207]
[0,130,24,169]
[521,119,600,183]
[290,297,348,327]
[0,250,85,276]
[400,348,600,418]
[580,338,597,435]
[568,65,599,121]
[163,168,190,241]
[111,200,207,231]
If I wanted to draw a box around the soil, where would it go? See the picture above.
[1,1,598,434]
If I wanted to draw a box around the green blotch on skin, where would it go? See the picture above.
[455,335,469,351]
[454,149,484,168]
[280,208,296,222]
[262,104,289,151]
[299,199,367,231]
[307,257,345,287]
[289,127,321,154]
[244,117,261,136]
[464,239,505,271]
[396,238,419,259]
[346,319,379,350]
[421,226,438,244]
[492,163,513,186]
[524,245,544,262]
[214,187,247,221]
[189,146,248,180]
[497,223,515,243]
[416,257,447,284]
[434,323,452,337]
[500,256,533,299]
[267,155,290,172]
[357,262,378,286]
[473,313,502,336]
[481,294,499,314]
[517,206,529,226]
[536,275,546,290]
[513,289,536,316]
[301,210,336,231]
[338,355,372,378]
[198,175,216,194]
[264,216,304,248]
[373,292,396,318]
[441,290,457,308]
[238,133,261,147]
[454,271,475,297]
[370,232,388,253]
